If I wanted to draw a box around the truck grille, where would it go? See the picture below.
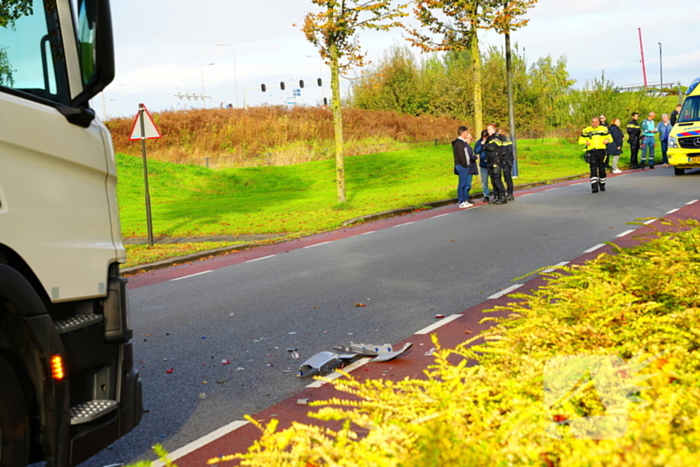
[679,137,700,149]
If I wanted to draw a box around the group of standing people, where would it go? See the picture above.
[580,107,677,194]
[452,124,515,208]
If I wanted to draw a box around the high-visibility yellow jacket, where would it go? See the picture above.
[579,125,611,151]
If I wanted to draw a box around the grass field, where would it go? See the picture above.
[117,138,593,240]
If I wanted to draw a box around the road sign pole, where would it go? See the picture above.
[139,104,155,247]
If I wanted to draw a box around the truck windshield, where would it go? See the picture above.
[0,0,71,105]
[679,96,700,124]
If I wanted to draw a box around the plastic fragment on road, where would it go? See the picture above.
[332,342,393,357]
[355,303,367,307]
[435,314,445,319]
[165,368,174,374]
[235,367,245,371]
[424,347,436,356]
[370,342,413,363]
[289,331,297,335]
[198,393,206,399]
[288,348,300,359]
[221,359,230,364]
[297,351,356,378]
[297,399,309,405]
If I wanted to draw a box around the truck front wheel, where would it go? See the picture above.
[0,354,29,467]
[675,168,685,176]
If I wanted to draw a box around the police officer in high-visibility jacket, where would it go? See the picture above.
[579,117,612,193]
[484,124,513,205]
[626,112,641,169]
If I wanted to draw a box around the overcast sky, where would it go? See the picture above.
[95,0,700,119]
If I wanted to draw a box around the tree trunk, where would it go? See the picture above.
[505,25,518,177]
[330,43,346,203]
[470,16,483,134]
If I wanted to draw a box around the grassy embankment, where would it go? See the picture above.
[119,137,596,268]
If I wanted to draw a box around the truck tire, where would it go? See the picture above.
[0,354,29,467]
[675,168,685,176]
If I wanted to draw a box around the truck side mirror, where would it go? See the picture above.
[71,0,115,108]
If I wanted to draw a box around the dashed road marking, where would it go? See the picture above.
[616,229,636,238]
[544,188,558,192]
[583,244,605,253]
[488,284,524,300]
[394,222,415,228]
[149,420,250,467]
[414,314,463,335]
[542,261,570,273]
[666,208,680,214]
[687,200,698,205]
[170,270,212,281]
[643,219,657,225]
[360,231,376,236]
[520,193,533,197]
[304,241,332,249]
[433,214,450,218]
[246,255,275,262]
[306,358,372,388]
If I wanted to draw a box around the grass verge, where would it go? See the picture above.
[118,138,588,241]
[122,242,244,269]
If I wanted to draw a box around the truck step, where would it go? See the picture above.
[70,400,118,425]
[55,314,104,334]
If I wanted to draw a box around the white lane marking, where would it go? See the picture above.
[583,244,606,253]
[170,270,212,281]
[304,241,332,249]
[520,193,533,197]
[393,222,415,228]
[544,188,558,192]
[149,420,250,467]
[666,208,680,214]
[306,358,372,388]
[488,284,524,300]
[360,231,376,236]
[246,255,275,262]
[542,261,570,273]
[687,200,698,205]
[616,229,636,238]
[644,219,657,225]
[414,314,463,335]
[433,213,450,218]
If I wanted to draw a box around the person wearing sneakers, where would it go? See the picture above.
[640,111,657,169]
[579,116,611,193]
[657,113,672,167]
[452,126,477,208]
[607,118,624,174]
[474,129,491,203]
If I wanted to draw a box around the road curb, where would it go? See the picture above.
[123,172,590,274]
[340,172,589,227]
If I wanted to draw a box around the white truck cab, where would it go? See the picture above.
[0,1,141,466]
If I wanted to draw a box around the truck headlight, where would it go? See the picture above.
[669,136,679,148]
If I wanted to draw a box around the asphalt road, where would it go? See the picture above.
[82,166,700,467]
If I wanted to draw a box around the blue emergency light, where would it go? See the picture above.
[686,77,700,96]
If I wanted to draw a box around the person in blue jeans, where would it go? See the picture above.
[641,111,657,169]
[451,126,477,208]
[474,129,491,202]
[656,113,672,167]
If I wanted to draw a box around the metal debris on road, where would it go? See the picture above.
[288,348,300,359]
[297,351,355,378]
[424,347,436,356]
[370,342,413,363]
[235,367,245,371]
[198,393,206,399]
[297,399,309,405]
[289,331,297,335]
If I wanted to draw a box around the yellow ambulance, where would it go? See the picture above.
[669,77,700,175]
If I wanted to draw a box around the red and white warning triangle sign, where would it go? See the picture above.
[129,103,162,140]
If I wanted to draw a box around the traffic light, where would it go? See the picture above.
[280,81,286,91]
[317,78,322,87]
[323,97,328,106]
[299,79,305,89]
[261,84,266,93]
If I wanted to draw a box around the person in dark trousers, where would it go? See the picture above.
[671,104,682,126]
[599,115,612,168]
[626,112,642,169]
[452,126,477,209]
[474,129,491,202]
[579,117,611,193]
[484,124,513,205]
[607,118,624,173]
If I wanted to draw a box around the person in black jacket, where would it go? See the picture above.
[671,104,682,126]
[483,124,513,205]
[626,112,641,169]
[452,126,477,208]
[474,129,491,202]
[607,118,624,173]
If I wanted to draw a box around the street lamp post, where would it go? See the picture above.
[217,44,239,107]
[200,62,215,108]
[306,55,325,101]
[658,42,663,90]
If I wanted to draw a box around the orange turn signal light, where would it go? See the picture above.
[50,355,65,381]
